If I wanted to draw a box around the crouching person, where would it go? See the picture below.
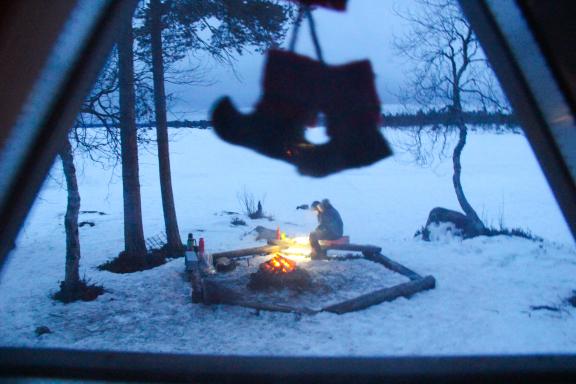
[309,199,343,259]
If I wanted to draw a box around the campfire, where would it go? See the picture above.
[261,253,296,274]
[249,252,311,291]
[199,232,436,314]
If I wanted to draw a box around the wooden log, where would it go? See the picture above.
[365,253,422,281]
[268,240,380,257]
[201,278,241,304]
[319,236,350,246]
[212,245,283,260]
[227,300,318,315]
[326,254,364,261]
[322,275,436,314]
[214,257,236,272]
[321,243,382,254]
[267,239,294,247]
[189,267,203,303]
[201,278,317,314]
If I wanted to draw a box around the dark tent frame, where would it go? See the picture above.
[0,0,574,382]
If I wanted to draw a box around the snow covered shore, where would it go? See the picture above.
[0,128,574,356]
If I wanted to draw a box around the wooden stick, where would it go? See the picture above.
[212,245,283,260]
[365,253,423,281]
[322,275,436,314]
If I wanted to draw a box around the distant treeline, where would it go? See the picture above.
[79,120,212,129]
[381,110,518,128]
[79,111,519,130]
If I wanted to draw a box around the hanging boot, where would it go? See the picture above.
[293,0,348,11]
[211,49,323,162]
[296,59,392,177]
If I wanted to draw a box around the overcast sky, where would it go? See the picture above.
[167,0,417,120]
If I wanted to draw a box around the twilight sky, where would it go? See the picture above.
[167,0,417,120]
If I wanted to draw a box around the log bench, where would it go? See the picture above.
[212,245,283,260]
[266,239,381,257]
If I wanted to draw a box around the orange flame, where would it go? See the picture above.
[262,253,296,274]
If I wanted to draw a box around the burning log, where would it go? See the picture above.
[260,253,296,274]
[248,253,311,291]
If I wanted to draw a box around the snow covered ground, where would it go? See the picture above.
[0,127,575,356]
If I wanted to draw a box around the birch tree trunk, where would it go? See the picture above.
[59,136,81,290]
[452,123,485,232]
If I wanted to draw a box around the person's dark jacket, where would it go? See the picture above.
[316,202,343,239]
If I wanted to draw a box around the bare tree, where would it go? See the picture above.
[395,0,508,234]
[132,0,291,254]
[63,0,291,272]
[73,51,155,164]
[118,15,148,266]
[148,0,183,256]
[53,136,104,302]
[237,188,266,219]
[57,137,82,297]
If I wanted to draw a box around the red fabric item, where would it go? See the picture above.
[322,59,382,136]
[258,49,324,125]
[292,0,347,11]
[198,238,205,254]
[211,49,324,162]
[211,49,392,177]
[295,58,392,177]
